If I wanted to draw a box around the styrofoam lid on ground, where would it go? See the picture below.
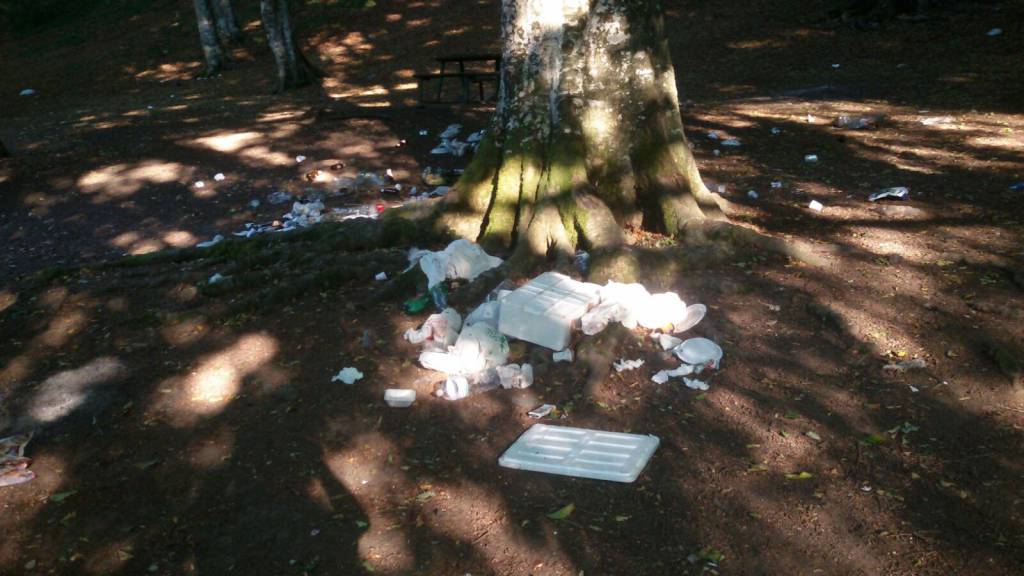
[384,389,416,407]
[674,337,723,368]
[498,424,660,483]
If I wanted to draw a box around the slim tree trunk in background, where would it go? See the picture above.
[210,0,243,45]
[0,139,9,158]
[193,0,225,75]
[260,0,317,92]
[442,0,725,261]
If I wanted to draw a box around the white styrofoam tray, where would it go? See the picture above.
[498,424,659,483]
[498,272,601,351]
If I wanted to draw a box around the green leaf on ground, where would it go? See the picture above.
[864,433,886,446]
[362,560,375,572]
[546,503,575,520]
[784,411,801,420]
[415,490,436,503]
[135,459,160,470]
[49,491,78,503]
[785,471,814,480]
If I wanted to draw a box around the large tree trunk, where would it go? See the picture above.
[260,0,317,92]
[193,0,225,76]
[210,0,244,45]
[441,0,726,262]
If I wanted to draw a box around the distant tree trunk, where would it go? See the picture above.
[193,0,225,75]
[259,0,317,92]
[210,0,244,45]
[0,139,9,158]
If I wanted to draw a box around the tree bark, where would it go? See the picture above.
[442,0,726,262]
[193,0,225,76]
[210,0,244,45]
[260,0,317,92]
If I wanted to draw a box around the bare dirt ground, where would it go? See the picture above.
[1,1,1023,575]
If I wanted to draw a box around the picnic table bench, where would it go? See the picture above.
[416,53,501,104]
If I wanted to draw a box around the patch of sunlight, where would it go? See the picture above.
[969,134,1024,151]
[335,85,390,98]
[583,100,614,143]
[393,81,417,91]
[162,230,197,248]
[192,131,262,153]
[28,357,128,424]
[189,426,236,469]
[84,537,136,574]
[129,238,165,255]
[150,333,278,426]
[727,38,788,50]
[39,309,87,347]
[257,110,306,122]
[161,317,208,347]
[405,18,430,28]
[323,433,416,574]
[0,290,16,313]
[385,12,402,22]
[77,160,192,201]
[111,231,141,248]
[426,480,579,573]
[134,61,202,82]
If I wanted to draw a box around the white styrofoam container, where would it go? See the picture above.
[498,272,601,351]
[498,424,660,483]
[384,388,416,407]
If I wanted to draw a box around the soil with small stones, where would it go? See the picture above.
[1,1,1023,575]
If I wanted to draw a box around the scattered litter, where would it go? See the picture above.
[466,130,485,143]
[208,273,226,285]
[804,154,819,162]
[196,234,224,249]
[717,184,727,193]
[770,181,783,189]
[676,304,706,333]
[420,323,509,377]
[713,149,720,156]
[249,199,260,209]
[500,272,600,350]
[194,181,205,188]
[869,187,909,202]
[213,173,225,181]
[414,239,503,290]
[440,376,471,400]
[651,364,695,384]
[374,272,387,281]
[920,116,953,126]
[613,358,645,373]
[19,88,35,96]
[528,404,556,419]
[808,200,824,211]
[465,300,502,329]
[806,431,822,441]
[653,333,683,351]
[987,28,1002,36]
[1007,182,1024,191]
[499,424,660,483]
[833,115,877,129]
[429,185,451,197]
[771,127,781,135]
[405,308,462,346]
[747,190,759,199]
[831,63,841,69]
[496,363,534,389]
[675,338,723,369]
[418,129,429,136]
[909,385,920,393]
[883,358,927,373]
[384,389,416,408]
[721,139,741,147]
[707,131,719,140]
[0,432,34,487]
[295,155,307,163]
[683,377,709,391]
[267,191,293,205]
[331,367,364,385]
[439,124,462,139]
[553,348,574,362]
[284,200,325,228]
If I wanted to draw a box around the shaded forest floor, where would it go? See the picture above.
[1,1,1023,575]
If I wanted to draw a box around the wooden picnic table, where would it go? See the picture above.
[416,53,502,104]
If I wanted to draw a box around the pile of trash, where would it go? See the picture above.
[1,432,34,487]
[399,240,724,401]
[430,124,485,157]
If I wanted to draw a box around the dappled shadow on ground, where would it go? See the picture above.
[1,0,1023,574]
